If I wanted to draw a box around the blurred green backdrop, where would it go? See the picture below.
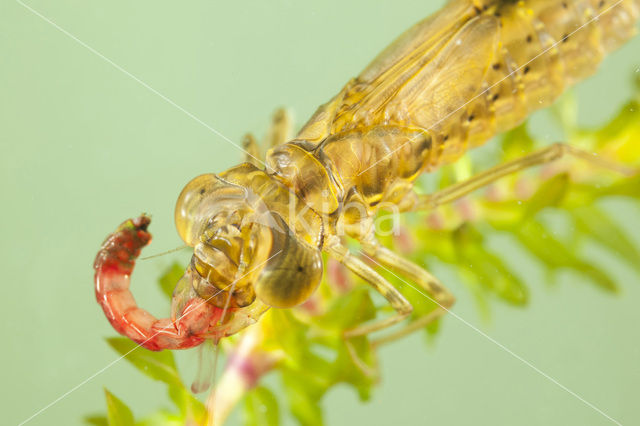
[2,1,639,425]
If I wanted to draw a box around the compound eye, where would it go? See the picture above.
[174,174,245,246]
[253,214,323,308]
[175,174,220,246]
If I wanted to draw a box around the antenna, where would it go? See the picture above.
[139,245,189,260]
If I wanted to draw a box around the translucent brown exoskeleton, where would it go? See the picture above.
[94,0,639,359]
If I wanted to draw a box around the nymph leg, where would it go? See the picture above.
[359,240,454,347]
[264,107,292,148]
[242,133,262,167]
[327,242,413,375]
[327,243,413,337]
[413,143,635,211]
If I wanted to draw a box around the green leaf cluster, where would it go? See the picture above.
[88,78,640,425]
[247,283,378,425]
[387,88,640,316]
[84,336,206,426]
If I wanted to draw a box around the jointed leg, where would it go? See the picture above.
[264,107,291,149]
[242,133,262,166]
[243,108,292,166]
[380,144,633,342]
[414,143,636,212]
[360,240,455,348]
[327,242,413,376]
[327,243,413,338]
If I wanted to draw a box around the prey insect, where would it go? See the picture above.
[94,0,639,358]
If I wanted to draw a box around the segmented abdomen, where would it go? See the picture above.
[268,0,639,218]
[434,0,639,165]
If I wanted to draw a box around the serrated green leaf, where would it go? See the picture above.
[551,92,578,132]
[515,220,617,292]
[481,199,526,228]
[453,154,473,182]
[413,229,457,263]
[457,268,492,321]
[284,347,333,392]
[104,389,135,426]
[437,164,459,190]
[332,336,376,401]
[167,385,206,423]
[453,225,527,305]
[524,173,570,218]
[424,314,441,336]
[400,279,439,318]
[134,410,184,426]
[282,369,324,426]
[316,286,377,330]
[571,205,640,271]
[602,175,640,199]
[84,414,108,426]
[263,309,308,362]
[377,252,440,318]
[158,262,184,299]
[106,337,182,388]
[500,123,535,161]
[473,251,528,305]
[243,386,280,426]
[592,100,640,149]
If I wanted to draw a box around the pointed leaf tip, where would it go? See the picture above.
[243,386,280,426]
[158,262,185,299]
[104,389,135,426]
[106,337,182,388]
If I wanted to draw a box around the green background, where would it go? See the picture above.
[2,1,639,425]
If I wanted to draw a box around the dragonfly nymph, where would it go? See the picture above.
[94,0,639,357]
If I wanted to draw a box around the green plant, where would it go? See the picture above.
[86,80,640,426]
